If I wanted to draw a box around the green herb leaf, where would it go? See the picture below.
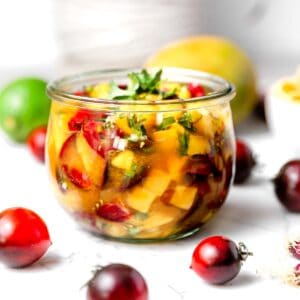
[178,132,189,156]
[157,116,175,130]
[127,115,146,137]
[178,112,195,132]
[110,69,163,100]
[160,88,177,99]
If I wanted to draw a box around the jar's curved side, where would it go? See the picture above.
[46,95,235,241]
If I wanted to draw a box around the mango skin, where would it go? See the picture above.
[146,36,258,124]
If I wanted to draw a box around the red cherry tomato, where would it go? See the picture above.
[27,126,47,162]
[188,83,206,97]
[0,207,51,268]
[191,236,251,285]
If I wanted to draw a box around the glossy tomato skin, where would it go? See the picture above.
[0,207,51,268]
[27,126,47,162]
[234,139,256,184]
[191,236,241,284]
[87,264,148,300]
[274,160,300,212]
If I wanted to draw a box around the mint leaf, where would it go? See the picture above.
[157,116,175,130]
[110,69,163,100]
[178,132,189,156]
[178,112,195,132]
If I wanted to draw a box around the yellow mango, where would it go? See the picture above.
[115,117,133,135]
[169,185,197,210]
[194,115,214,138]
[76,132,106,187]
[142,169,171,196]
[52,112,73,155]
[126,187,157,213]
[178,85,191,99]
[187,134,210,155]
[152,128,179,153]
[89,83,110,98]
[139,201,183,230]
[166,154,188,181]
[111,150,135,170]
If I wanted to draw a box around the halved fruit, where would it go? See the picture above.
[82,119,114,158]
[76,131,106,187]
[169,185,198,210]
[126,186,157,213]
[59,134,92,190]
[96,203,131,222]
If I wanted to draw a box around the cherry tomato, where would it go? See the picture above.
[0,207,51,268]
[27,126,47,162]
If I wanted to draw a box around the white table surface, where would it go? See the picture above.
[0,116,299,300]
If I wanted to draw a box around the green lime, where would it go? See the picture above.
[0,78,51,142]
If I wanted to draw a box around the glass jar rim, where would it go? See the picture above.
[47,67,235,107]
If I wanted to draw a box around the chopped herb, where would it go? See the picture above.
[178,112,195,132]
[157,116,175,130]
[127,115,146,137]
[124,162,138,179]
[110,69,162,100]
[178,132,189,156]
[160,88,178,99]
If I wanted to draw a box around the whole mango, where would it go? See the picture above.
[146,36,257,124]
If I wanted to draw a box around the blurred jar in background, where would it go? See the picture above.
[53,0,202,74]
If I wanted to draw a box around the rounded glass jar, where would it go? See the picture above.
[46,68,235,242]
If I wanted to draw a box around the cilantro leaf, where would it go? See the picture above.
[178,112,195,132]
[160,88,178,99]
[110,69,163,100]
[178,132,189,156]
[127,115,146,137]
[157,116,175,130]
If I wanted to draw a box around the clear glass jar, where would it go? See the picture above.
[46,68,235,242]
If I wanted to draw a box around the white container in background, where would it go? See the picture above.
[266,71,300,156]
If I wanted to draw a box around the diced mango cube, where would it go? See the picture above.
[169,185,198,210]
[167,154,188,181]
[126,187,157,213]
[111,150,135,170]
[89,83,110,98]
[187,134,210,155]
[142,169,171,196]
[178,85,191,99]
[194,115,214,138]
[115,117,133,135]
[170,123,185,134]
[152,128,179,152]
